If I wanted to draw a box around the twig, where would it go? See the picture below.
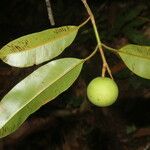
[102,43,150,60]
[81,0,113,79]
[78,17,90,28]
[45,0,55,26]
[84,45,98,61]
[132,127,150,138]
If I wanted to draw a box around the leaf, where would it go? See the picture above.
[119,44,150,79]
[0,26,79,67]
[0,58,84,138]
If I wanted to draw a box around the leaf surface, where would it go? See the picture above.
[0,58,83,138]
[119,44,150,79]
[0,26,78,67]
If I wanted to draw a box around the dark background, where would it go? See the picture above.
[0,0,150,150]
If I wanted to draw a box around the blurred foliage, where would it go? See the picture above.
[96,2,150,45]
[126,124,137,134]
[0,1,149,149]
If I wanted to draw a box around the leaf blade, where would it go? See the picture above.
[0,58,83,138]
[0,26,79,67]
[119,44,150,79]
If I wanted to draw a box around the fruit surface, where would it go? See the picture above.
[87,77,118,107]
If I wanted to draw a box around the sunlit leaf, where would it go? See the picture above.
[0,58,84,138]
[0,26,79,67]
[119,44,150,79]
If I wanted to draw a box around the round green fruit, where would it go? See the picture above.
[87,77,119,107]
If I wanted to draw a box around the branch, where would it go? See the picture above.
[81,0,113,79]
[45,0,55,26]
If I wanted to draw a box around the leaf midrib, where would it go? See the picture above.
[119,49,150,61]
[0,26,79,57]
[0,58,84,129]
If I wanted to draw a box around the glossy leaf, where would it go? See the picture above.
[0,26,79,67]
[119,44,150,79]
[0,58,84,138]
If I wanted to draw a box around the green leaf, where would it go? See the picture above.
[0,58,84,138]
[0,26,79,67]
[119,44,150,79]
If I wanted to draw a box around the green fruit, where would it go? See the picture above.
[87,77,119,107]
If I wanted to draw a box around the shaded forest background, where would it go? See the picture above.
[0,0,150,149]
